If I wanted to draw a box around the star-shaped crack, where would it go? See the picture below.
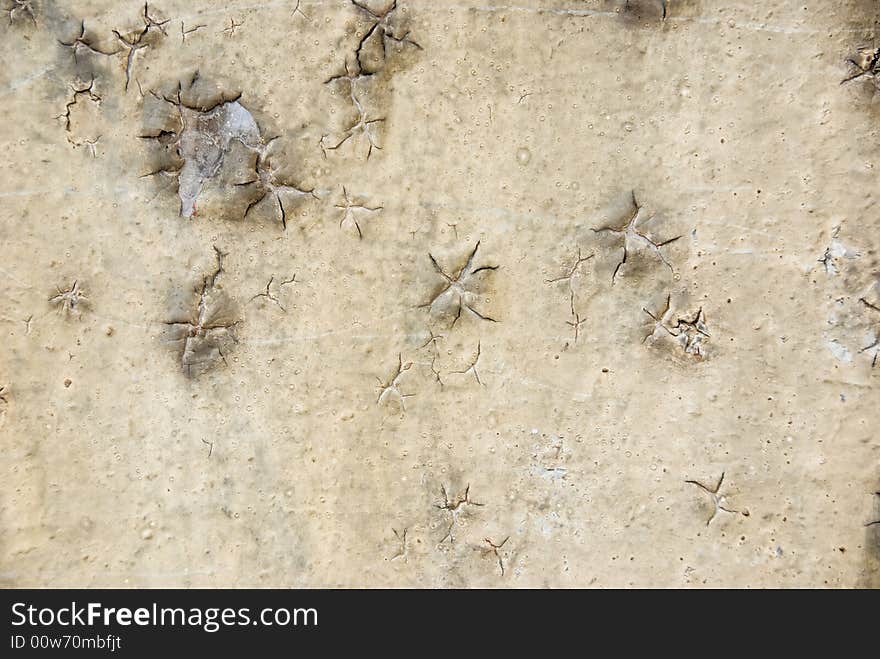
[50,280,87,317]
[237,137,318,230]
[642,294,710,358]
[335,185,383,239]
[351,0,422,75]
[435,484,483,544]
[673,307,710,357]
[420,241,499,327]
[163,247,240,377]
[685,472,745,526]
[112,4,168,91]
[323,63,386,160]
[592,191,680,285]
[376,353,415,411]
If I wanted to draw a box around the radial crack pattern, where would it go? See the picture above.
[322,2,421,159]
[323,63,386,160]
[420,241,499,328]
[50,280,87,317]
[435,484,483,544]
[112,4,168,91]
[685,472,746,526]
[642,294,710,358]
[335,186,383,239]
[592,191,680,285]
[238,137,318,230]
[376,354,415,411]
[351,0,422,75]
[163,247,241,377]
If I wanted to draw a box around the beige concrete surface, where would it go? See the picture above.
[0,0,878,587]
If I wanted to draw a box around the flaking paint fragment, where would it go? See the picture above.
[177,101,261,218]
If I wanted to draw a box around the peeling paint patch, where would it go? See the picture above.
[818,239,860,276]
[530,466,567,481]
[140,74,314,226]
[828,339,853,363]
[176,101,261,218]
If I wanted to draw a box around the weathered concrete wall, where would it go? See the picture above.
[1,0,878,587]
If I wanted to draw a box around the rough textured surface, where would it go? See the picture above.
[1,0,878,588]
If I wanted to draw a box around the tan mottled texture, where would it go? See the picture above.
[0,0,878,587]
